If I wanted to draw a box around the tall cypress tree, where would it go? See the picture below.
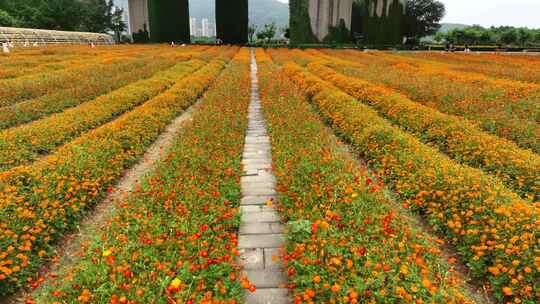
[289,0,317,44]
[148,0,190,43]
[353,0,405,45]
[215,0,248,44]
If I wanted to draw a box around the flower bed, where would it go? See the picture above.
[306,61,540,201]
[320,49,540,153]
[256,50,473,303]
[280,59,539,304]
[0,49,236,296]
[33,48,251,304]
[0,55,178,130]
[0,57,210,171]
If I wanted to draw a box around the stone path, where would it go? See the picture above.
[238,50,289,304]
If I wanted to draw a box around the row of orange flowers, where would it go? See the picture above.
[320,49,540,153]
[0,45,160,80]
[31,48,252,304]
[0,54,178,130]
[395,52,540,84]
[0,55,210,171]
[0,48,236,296]
[324,49,540,101]
[278,56,539,303]
[0,45,202,107]
[304,59,539,201]
[257,49,474,303]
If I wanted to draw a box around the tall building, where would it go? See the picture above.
[208,22,217,37]
[202,18,210,37]
[127,0,149,36]
[190,17,197,36]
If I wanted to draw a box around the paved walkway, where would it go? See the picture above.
[238,50,289,304]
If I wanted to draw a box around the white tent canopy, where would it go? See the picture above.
[0,27,114,46]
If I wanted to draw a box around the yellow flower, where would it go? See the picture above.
[170,277,182,289]
[400,265,408,275]
[102,248,113,257]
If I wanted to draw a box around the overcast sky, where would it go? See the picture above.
[275,0,540,28]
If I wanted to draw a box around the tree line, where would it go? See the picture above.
[434,25,540,47]
[0,0,125,37]
[350,0,445,45]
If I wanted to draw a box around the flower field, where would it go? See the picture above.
[0,46,538,304]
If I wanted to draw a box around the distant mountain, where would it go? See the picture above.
[248,0,289,29]
[189,0,289,29]
[438,23,469,33]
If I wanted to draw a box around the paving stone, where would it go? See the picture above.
[243,149,272,155]
[239,222,285,235]
[244,145,271,151]
[245,139,270,145]
[242,154,271,161]
[243,163,272,169]
[241,182,276,190]
[245,288,290,304]
[264,248,284,270]
[242,187,276,197]
[241,175,276,184]
[269,223,285,233]
[244,169,259,176]
[241,211,281,223]
[243,159,272,165]
[239,223,274,234]
[241,195,276,205]
[241,205,274,213]
[238,248,264,270]
[238,234,285,249]
[239,50,289,303]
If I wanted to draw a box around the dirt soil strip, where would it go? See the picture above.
[4,101,202,304]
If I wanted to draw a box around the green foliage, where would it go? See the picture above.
[256,23,277,42]
[80,0,113,33]
[403,0,445,38]
[0,0,45,29]
[287,220,313,242]
[216,0,248,44]
[111,7,127,42]
[0,0,124,34]
[437,25,540,46]
[148,0,190,43]
[0,9,17,27]
[353,0,406,45]
[352,0,444,45]
[324,19,352,44]
[289,0,317,44]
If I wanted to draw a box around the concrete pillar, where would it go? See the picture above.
[309,0,352,41]
[128,0,149,34]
